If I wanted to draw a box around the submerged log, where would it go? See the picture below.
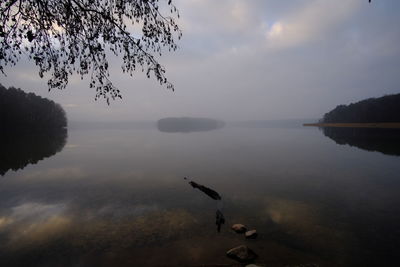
[187,180,221,200]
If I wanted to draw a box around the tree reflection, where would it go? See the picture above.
[0,129,67,176]
[322,127,400,156]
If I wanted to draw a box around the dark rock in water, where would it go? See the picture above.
[231,224,247,233]
[226,245,257,262]
[245,230,257,239]
[188,180,221,200]
[157,117,225,133]
[216,209,225,232]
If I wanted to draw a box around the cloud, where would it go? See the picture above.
[178,0,251,31]
[266,0,360,49]
[64,103,78,108]
[65,144,79,148]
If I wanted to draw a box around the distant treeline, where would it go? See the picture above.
[157,117,225,133]
[322,93,400,123]
[0,84,67,130]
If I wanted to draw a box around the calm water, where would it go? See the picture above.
[1,123,400,266]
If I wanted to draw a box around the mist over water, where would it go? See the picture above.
[1,121,400,266]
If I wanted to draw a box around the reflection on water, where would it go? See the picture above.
[0,129,67,176]
[215,203,225,233]
[322,127,400,156]
[0,126,400,266]
[157,117,225,133]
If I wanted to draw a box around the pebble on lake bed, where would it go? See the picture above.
[226,245,257,262]
[245,229,257,239]
[231,223,247,233]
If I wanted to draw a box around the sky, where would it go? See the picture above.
[1,0,400,122]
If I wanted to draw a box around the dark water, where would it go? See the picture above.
[1,124,400,266]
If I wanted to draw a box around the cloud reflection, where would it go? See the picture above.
[0,201,197,254]
[0,202,69,248]
[263,197,356,262]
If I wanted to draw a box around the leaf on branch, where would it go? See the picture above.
[27,30,35,42]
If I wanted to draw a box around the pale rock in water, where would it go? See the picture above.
[231,223,247,233]
[226,245,257,262]
[245,229,257,239]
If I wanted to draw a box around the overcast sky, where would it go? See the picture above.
[2,0,400,122]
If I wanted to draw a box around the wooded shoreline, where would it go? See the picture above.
[303,123,400,128]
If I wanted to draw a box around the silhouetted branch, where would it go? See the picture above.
[0,0,181,103]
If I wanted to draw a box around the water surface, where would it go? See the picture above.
[1,123,400,266]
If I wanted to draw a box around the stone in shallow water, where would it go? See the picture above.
[226,245,257,262]
[231,223,247,233]
[245,229,257,239]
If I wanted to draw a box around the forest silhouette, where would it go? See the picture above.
[0,84,67,175]
[322,93,400,123]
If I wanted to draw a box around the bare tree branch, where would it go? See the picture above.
[0,0,181,103]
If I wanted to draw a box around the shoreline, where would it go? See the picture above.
[303,123,400,129]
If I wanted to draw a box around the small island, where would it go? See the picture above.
[304,93,400,128]
[157,117,225,133]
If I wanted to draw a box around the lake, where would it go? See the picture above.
[1,122,400,266]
